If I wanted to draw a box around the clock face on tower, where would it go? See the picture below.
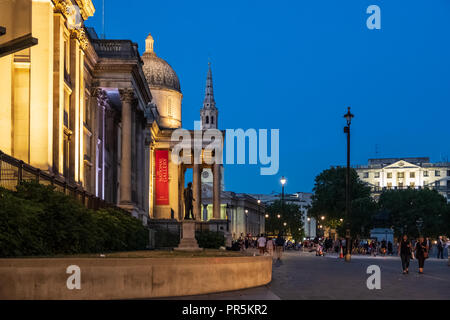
[202,171,209,179]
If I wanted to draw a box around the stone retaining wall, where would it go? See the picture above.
[0,256,272,300]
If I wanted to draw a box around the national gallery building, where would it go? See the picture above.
[0,0,265,237]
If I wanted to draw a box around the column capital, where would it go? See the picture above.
[70,28,89,50]
[91,88,108,109]
[119,88,136,104]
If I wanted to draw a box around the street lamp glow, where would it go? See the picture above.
[321,216,325,221]
[277,214,281,219]
[265,214,269,219]
[257,200,261,204]
[307,217,311,222]
[283,222,287,226]
[280,176,287,186]
[340,218,344,222]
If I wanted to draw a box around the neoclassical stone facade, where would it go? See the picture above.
[0,1,153,223]
[355,157,450,201]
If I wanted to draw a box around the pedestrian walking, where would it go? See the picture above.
[426,237,433,257]
[437,236,444,259]
[257,234,267,255]
[398,235,412,274]
[266,237,274,257]
[387,241,393,255]
[275,233,285,261]
[415,236,429,274]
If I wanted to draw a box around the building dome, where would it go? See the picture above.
[142,34,181,93]
[142,33,182,129]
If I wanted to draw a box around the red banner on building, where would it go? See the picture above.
[155,149,169,205]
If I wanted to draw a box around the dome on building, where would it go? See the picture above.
[142,33,181,93]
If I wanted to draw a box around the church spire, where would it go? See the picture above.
[203,62,216,109]
[201,62,218,129]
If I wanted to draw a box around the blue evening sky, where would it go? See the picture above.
[86,0,450,195]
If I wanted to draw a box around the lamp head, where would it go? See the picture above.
[344,107,354,126]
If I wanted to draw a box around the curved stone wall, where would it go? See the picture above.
[0,256,272,300]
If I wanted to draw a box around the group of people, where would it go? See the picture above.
[398,235,447,274]
[256,233,286,261]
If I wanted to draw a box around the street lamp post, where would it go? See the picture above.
[344,107,354,262]
[307,217,311,239]
[280,176,287,235]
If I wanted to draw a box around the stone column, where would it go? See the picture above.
[92,88,107,199]
[213,164,221,219]
[193,164,201,220]
[119,88,135,206]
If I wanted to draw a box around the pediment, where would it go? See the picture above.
[384,160,420,169]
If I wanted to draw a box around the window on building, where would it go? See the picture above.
[376,182,380,187]
[410,182,415,188]
[447,170,450,177]
[435,170,441,177]
[363,172,369,179]
[398,182,404,189]
[398,172,405,179]
[205,116,209,124]
[387,182,392,189]
[167,98,173,117]
[435,181,440,187]
[64,37,70,76]
[424,171,428,177]
[211,116,214,124]
[387,172,392,179]
[410,172,415,178]
[84,95,90,128]
[374,172,380,178]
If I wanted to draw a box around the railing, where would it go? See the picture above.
[0,150,128,214]
[370,185,450,193]
[92,39,140,60]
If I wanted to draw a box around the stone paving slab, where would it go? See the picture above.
[183,250,450,300]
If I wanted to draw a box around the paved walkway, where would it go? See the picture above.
[183,251,450,300]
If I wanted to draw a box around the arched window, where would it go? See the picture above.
[211,116,214,124]
[205,116,209,124]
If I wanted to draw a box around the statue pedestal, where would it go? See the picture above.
[174,220,202,252]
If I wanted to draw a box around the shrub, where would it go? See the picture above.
[0,181,148,257]
[195,231,225,249]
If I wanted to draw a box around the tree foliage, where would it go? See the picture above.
[0,181,148,257]
[309,167,450,239]
[378,188,450,238]
[265,200,304,242]
[309,167,377,237]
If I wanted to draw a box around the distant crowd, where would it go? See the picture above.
[231,233,449,272]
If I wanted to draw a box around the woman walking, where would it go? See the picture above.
[415,236,429,274]
[398,235,412,274]
[266,237,274,257]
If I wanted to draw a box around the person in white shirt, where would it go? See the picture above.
[266,237,274,257]
[257,234,267,255]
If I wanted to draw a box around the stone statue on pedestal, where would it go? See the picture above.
[184,182,195,220]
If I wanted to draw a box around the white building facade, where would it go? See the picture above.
[354,157,450,202]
